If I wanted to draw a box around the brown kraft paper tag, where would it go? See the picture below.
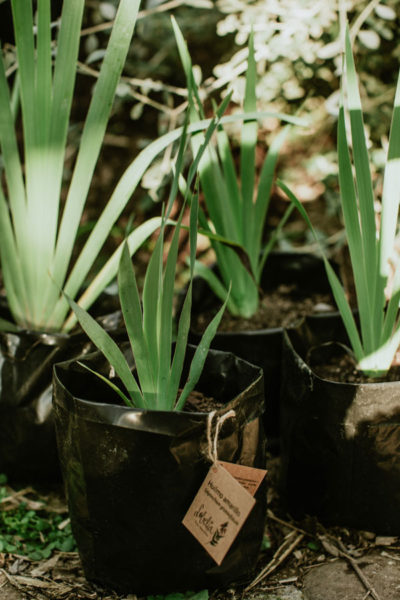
[182,462,261,565]
[218,461,267,496]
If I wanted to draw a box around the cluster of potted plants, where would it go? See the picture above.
[1,0,400,594]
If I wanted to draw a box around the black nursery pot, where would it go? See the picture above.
[280,316,400,534]
[189,252,336,445]
[0,297,121,483]
[53,346,266,595]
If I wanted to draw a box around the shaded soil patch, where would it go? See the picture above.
[309,345,400,383]
[193,285,335,333]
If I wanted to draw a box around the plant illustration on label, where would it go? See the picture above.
[210,522,229,546]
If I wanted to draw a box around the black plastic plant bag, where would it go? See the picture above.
[188,252,337,446]
[53,345,266,594]
[280,316,400,534]
[0,297,121,483]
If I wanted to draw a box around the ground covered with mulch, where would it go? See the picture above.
[1,458,399,600]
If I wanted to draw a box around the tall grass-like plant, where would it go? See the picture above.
[0,5,305,334]
[0,0,161,333]
[282,27,400,378]
[172,19,302,319]
[67,122,229,410]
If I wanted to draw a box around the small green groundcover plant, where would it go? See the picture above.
[283,26,400,378]
[68,116,230,411]
[0,475,76,560]
[173,19,304,319]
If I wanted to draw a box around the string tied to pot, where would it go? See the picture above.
[206,409,236,463]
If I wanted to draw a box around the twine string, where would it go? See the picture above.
[206,409,236,463]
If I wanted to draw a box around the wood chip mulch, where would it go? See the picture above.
[1,461,399,600]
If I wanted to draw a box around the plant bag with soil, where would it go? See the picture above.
[0,300,122,483]
[188,251,337,445]
[280,315,400,534]
[53,345,267,594]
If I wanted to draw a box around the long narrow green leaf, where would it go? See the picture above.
[241,29,257,247]
[172,14,241,243]
[10,0,36,168]
[251,125,290,275]
[358,322,400,376]
[0,318,20,333]
[0,45,26,240]
[189,190,199,278]
[171,16,205,120]
[165,117,189,221]
[277,179,363,360]
[215,124,242,234]
[77,360,132,407]
[379,71,400,268]
[338,98,374,351]
[167,281,193,408]
[382,255,400,344]
[175,288,230,411]
[118,243,155,400]
[35,0,85,301]
[167,199,214,409]
[0,187,29,325]
[186,92,233,191]
[194,185,257,317]
[157,216,182,406]
[10,73,20,122]
[344,28,377,314]
[36,0,52,144]
[142,229,163,375]
[378,68,400,336]
[179,53,239,243]
[8,1,39,319]
[66,295,145,408]
[60,217,163,332]
[323,259,364,362]
[51,0,140,300]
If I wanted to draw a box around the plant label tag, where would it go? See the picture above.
[182,462,256,565]
[218,461,267,496]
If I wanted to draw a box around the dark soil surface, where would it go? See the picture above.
[193,285,335,333]
[183,390,224,413]
[309,345,400,384]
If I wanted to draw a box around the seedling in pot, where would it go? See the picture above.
[67,117,230,410]
[281,26,400,378]
[172,19,305,319]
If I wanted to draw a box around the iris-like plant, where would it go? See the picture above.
[173,19,303,319]
[0,0,165,333]
[282,27,400,378]
[68,118,229,410]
